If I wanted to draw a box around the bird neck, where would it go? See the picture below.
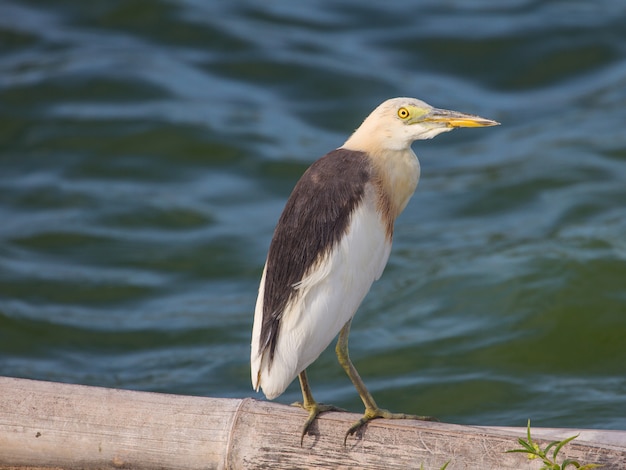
[339,139,420,222]
[369,147,421,220]
[342,124,421,220]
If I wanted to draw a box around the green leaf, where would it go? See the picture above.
[562,459,581,468]
[520,440,538,453]
[544,440,561,455]
[537,463,558,470]
[552,434,580,459]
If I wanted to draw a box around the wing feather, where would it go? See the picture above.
[255,149,371,364]
[251,149,393,398]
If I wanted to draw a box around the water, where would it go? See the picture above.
[1,0,625,431]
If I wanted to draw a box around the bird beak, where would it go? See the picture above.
[424,108,500,128]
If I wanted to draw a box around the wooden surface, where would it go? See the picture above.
[0,376,624,469]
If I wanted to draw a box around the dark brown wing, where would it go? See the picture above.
[259,149,371,364]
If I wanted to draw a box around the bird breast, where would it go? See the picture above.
[370,148,421,223]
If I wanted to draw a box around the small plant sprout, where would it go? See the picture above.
[506,420,602,470]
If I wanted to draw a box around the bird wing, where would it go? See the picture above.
[251,149,392,398]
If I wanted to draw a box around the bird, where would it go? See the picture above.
[250,97,499,444]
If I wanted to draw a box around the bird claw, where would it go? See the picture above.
[291,401,345,445]
[343,408,438,445]
[344,417,368,445]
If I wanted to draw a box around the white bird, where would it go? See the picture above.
[250,97,499,443]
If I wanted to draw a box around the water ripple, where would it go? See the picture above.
[1,0,625,430]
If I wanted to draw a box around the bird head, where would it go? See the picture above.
[344,97,499,153]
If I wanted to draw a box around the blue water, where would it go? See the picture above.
[1,0,625,431]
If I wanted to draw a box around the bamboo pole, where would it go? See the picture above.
[0,376,624,469]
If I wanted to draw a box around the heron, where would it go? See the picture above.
[250,97,499,444]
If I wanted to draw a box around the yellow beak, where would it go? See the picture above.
[424,108,500,128]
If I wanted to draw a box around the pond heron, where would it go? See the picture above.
[250,97,499,444]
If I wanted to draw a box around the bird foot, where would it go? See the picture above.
[291,401,345,445]
[344,407,437,445]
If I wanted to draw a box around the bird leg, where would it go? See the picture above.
[291,369,344,445]
[335,319,436,445]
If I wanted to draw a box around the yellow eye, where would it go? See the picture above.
[397,107,410,119]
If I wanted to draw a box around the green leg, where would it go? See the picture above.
[335,319,436,445]
[291,369,344,445]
